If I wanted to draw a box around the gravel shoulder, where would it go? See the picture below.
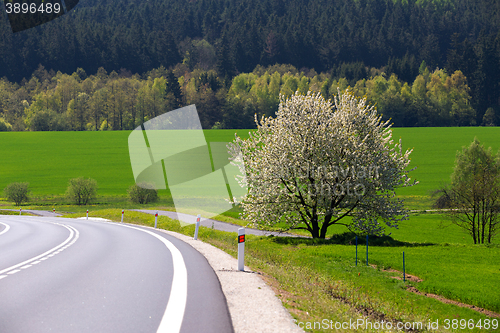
[151,227,303,333]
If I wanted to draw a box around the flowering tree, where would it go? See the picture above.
[228,89,416,238]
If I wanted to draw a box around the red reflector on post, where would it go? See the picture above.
[238,235,245,243]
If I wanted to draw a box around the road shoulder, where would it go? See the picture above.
[153,227,302,333]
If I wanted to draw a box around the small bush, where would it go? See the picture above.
[66,177,98,205]
[128,182,158,204]
[3,182,29,206]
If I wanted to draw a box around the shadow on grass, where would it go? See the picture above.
[269,232,436,247]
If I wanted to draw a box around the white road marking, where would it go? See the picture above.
[0,221,10,236]
[114,223,187,333]
[0,223,79,276]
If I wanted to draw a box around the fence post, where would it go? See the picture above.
[355,235,358,266]
[403,251,406,282]
[366,235,369,266]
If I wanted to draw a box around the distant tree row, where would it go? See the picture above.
[0,63,496,130]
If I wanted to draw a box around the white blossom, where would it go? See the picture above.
[228,89,417,238]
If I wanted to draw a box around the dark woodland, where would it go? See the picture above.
[1,0,499,129]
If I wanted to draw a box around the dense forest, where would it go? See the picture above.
[1,0,499,129]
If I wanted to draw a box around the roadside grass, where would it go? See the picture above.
[65,209,499,332]
[0,209,34,215]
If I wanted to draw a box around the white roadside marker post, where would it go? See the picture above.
[238,228,245,271]
[154,211,158,228]
[194,214,201,240]
[86,209,88,220]
[121,209,124,223]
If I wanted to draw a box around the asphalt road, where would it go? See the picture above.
[0,216,233,333]
[133,209,305,237]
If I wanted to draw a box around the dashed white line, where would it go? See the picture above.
[0,223,79,278]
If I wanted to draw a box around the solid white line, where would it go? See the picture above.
[113,223,187,333]
[0,221,10,236]
[0,224,78,275]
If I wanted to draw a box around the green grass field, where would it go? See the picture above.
[1,127,499,199]
[392,127,500,197]
[0,129,253,198]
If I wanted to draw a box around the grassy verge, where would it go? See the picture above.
[63,209,499,332]
[0,209,34,215]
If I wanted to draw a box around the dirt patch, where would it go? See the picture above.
[387,270,423,283]
[406,286,500,319]
[369,264,423,282]
[378,265,500,318]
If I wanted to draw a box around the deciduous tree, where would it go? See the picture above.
[229,89,416,238]
[434,138,500,244]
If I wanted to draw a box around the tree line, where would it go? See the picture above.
[0,0,499,124]
[0,63,494,131]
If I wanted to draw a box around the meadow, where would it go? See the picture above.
[0,129,252,198]
[2,127,500,200]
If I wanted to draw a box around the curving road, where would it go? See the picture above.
[0,216,233,333]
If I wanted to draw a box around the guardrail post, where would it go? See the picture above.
[194,214,201,240]
[238,228,245,271]
[154,211,158,228]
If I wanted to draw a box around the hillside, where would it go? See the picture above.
[1,0,499,125]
